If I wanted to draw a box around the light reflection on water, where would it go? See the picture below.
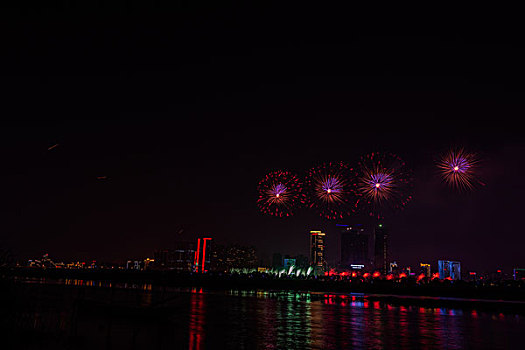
[5,278,525,349]
[182,290,523,349]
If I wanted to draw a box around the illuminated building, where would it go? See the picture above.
[194,237,212,273]
[420,263,431,278]
[438,260,461,280]
[373,224,388,273]
[340,225,370,268]
[208,243,257,271]
[283,258,296,268]
[309,231,326,268]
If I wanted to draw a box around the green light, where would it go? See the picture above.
[378,224,383,228]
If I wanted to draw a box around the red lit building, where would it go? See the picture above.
[194,237,212,273]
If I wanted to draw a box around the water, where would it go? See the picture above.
[2,279,524,349]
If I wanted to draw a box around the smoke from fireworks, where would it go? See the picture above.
[357,152,413,218]
[305,162,359,219]
[257,170,304,217]
[437,148,482,190]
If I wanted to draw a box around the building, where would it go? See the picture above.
[340,225,370,269]
[294,254,309,268]
[194,237,212,273]
[373,224,388,273]
[438,260,461,280]
[389,261,398,273]
[154,241,196,271]
[126,260,143,270]
[272,253,283,268]
[283,258,296,269]
[420,263,431,278]
[309,231,326,268]
[209,243,258,271]
[514,268,525,280]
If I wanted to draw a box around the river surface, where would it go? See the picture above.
[2,278,524,349]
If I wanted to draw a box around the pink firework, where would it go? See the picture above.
[357,152,413,218]
[305,162,359,220]
[257,170,304,217]
[437,148,482,190]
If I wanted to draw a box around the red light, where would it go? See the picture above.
[372,271,381,278]
[432,273,440,279]
[417,273,425,282]
[201,238,209,273]
[195,238,201,270]
[399,273,407,278]
[363,273,370,278]
[351,272,357,277]
[497,270,502,273]
[386,274,394,280]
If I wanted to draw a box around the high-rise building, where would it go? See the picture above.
[340,225,370,268]
[373,224,388,273]
[438,260,461,280]
[309,231,326,268]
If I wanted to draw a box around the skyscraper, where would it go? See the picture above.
[309,231,326,268]
[438,260,461,280]
[374,224,388,273]
[340,225,370,268]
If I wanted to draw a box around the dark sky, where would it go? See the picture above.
[1,4,524,272]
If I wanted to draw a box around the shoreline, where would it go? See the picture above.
[3,268,525,313]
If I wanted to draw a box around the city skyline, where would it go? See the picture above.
[1,5,524,273]
[3,4,525,349]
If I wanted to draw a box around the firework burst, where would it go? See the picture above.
[357,152,413,218]
[305,162,359,219]
[257,170,304,217]
[437,148,482,190]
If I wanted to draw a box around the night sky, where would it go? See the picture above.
[1,4,524,272]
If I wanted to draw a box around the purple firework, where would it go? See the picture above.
[357,152,413,218]
[257,170,304,217]
[305,162,359,220]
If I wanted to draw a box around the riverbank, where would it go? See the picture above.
[2,267,525,310]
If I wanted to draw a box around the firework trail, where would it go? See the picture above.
[257,170,304,217]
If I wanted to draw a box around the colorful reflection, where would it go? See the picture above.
[4,282,523,349]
